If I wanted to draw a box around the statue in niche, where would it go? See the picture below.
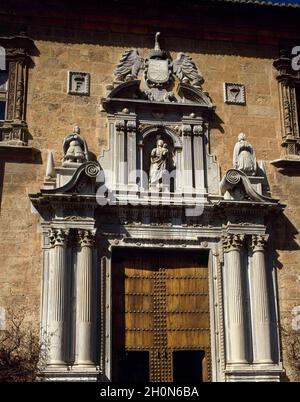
[233,132,257,176]
[149,139,170,191]
[62,126,89,166]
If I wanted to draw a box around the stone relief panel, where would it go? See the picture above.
[68,71,90,96]
[224,82,246,105]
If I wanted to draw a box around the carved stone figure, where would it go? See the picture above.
[114,49,144,82]
[149,139,169,190]
[233,133,257,176]
[62,126,89,166]
[172,53,203,88]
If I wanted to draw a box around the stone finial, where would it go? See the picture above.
[154,32,161,51]
[233,132,257,176]
[45,151,56,179]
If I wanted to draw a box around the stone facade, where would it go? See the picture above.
[0,0,300,381]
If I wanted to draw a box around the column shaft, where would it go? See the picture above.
[75,230,95,365]
[193,125,205,192]
[48,229,68,365]
[223,235,248,364]
[182,125,193,191]
[251,235,272,364]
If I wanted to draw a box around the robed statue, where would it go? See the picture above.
[149,139,170,190]
[62,126,89,166]
[233,133,257,176]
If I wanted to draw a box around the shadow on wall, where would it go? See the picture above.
[0,151,42,214]
[5,0,290,61]
[272,211,300,264]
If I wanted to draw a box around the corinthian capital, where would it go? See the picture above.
[193,125,203,136]
[78,229,96,248]
[250,234,268,252]
[182,124,192,136]
[49,228,69,247]
[222,234,245,252]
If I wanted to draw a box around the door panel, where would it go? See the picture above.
[112,249,210,382]
[124,255,155,350]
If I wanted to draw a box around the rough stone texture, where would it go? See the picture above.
[0,1,299,381]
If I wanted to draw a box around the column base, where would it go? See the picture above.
[74,362,96,367]
[41,366,100,382]
[253,360,274,364]
[225,363,283,382]
[227,359,249,364]
[47,361,67,367]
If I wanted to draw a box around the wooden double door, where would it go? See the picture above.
[112,249,211,382]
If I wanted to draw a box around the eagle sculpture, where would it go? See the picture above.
[114,49,144,82]
[114,46,203,89]
[172,53,203,88]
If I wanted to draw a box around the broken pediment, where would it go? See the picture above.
[220,169,278,204]
[41,161,101,195]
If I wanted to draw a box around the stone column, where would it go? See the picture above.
[193,124,205,193]
[182,124,193,192]
[250,235,273,364]
[75,229,96,366]
[127,120,137,191]
[175,149,182,193]
[48,229,69,365]
[223,234,248,364]
[115,119,126,188]
[138,143,145,191]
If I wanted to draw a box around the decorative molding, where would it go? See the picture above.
[270,157,300,172]
[68,72,90,96]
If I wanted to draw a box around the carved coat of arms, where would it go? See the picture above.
[113,32,204,101]
[147,59,169,84]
